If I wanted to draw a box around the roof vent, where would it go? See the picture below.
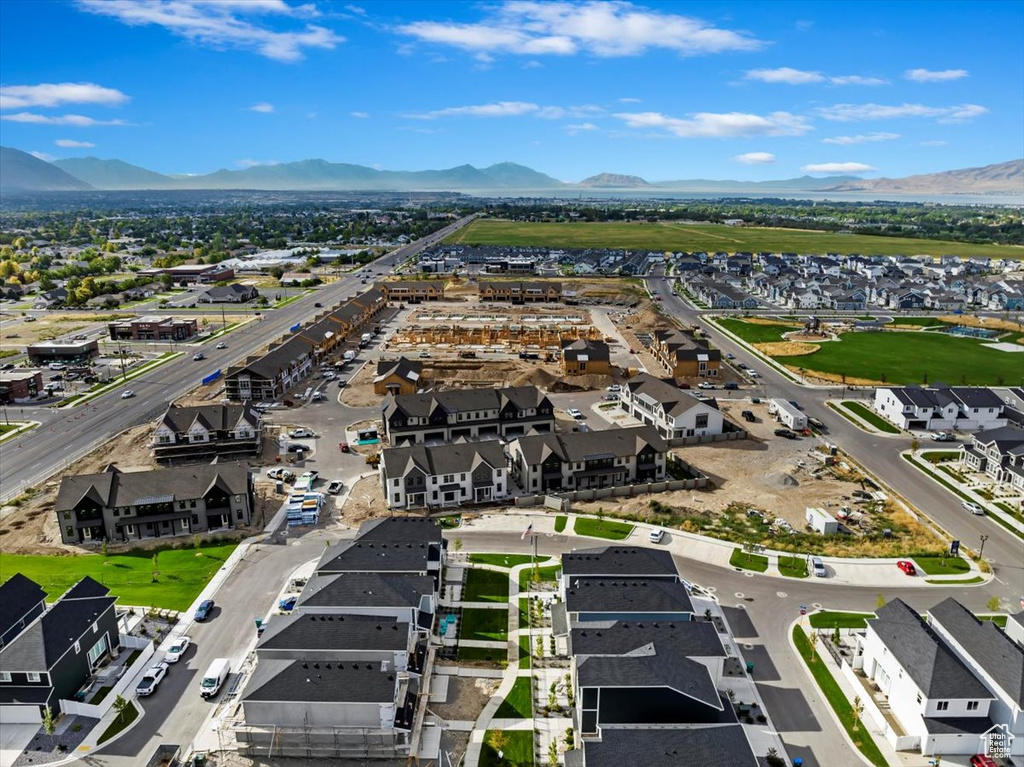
[302,663,308,669]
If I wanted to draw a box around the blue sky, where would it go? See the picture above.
[1,0,1021,181]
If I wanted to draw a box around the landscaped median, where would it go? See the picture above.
[730,548,768,572]
[572,516,633,540]
[0,421,38,442]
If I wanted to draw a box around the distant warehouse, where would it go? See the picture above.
[138,263,234,285]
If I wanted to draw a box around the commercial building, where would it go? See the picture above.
[380,440,509,509]
[138,264,234,284]
[0,370,44,403]
[55,462,253,544]
[152,402,263,462]
[25,340,99,366]
[108,316,198,342]
[561,339,612,376]
[198,284,259,303]
[508,426,667,493]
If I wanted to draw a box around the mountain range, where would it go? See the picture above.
[1,146,1020,197]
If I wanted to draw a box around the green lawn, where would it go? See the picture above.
[573,517,634,540]
[89,686,113,705]
[518,564,561,591]
[468,553,535,568]
[481,730,534,767]
[840,401,901,434]
[97,702,139,744]
[464,569,511,603]
[887,317,951,327]
[446,219,1024,259]
[980,615,1008,627]
[518,635,531,669]
[808,611,873,629]
[0,543,238,610]
[911,555,971,575]
[730,549,769,572]
[456,646,506,664]
[778,555,810,578]
[494,676,533,719]
[921,450,960,464]
[793,627,888,767]
[554,515,567,533]
[925,576,984,585]
[460,607,509,642]
[717,317,798,344]
[519,597,530,626]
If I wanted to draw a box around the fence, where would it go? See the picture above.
[837,657,919,752]
[514,476,707,507]
[59,634,153,718]
[667,429,747,448]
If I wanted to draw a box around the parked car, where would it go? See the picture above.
[267,467,295,481]
[278,596,298,612]
[737,362,748,369]
[164,636,191,663]
[896,560,917,576]
[971,755,998,767]
[192,352,205,361]
[314,302,323,307]
[931,431,956,442]
[136,663,169,697]
[649,529,665,544]
[194,599,215,621]
[698,382,715,390]
[286,443,307,453]
[326,479,344,495]
[678,383,691,389]
[723,382,739,390]
[811,557,827,578]
[741,410,756,423]
[725,353,735,359]
[607,384,621,393]
[289,427,314,438]
[962,501,985,516]
[337,379,347,388]
[567,408,584,420]
[774,428,797,439]
[121,389,135,399]
[602,393,618,401]
[789,400,803,410]
[322,371,336,380]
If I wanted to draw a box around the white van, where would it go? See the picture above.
[200,658,230,698]
[811,557,827,578]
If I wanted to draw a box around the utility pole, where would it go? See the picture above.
[978,534,989,561]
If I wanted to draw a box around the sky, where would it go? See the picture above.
[0,0,1021,181]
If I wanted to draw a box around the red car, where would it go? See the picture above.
[971,756,998,767]
[896,560,917,576]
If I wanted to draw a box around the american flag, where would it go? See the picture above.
[521,523,533,540]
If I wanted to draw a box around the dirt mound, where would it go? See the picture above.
[743,317,803,328]
[511,367,561,389]
[755,341,820,357]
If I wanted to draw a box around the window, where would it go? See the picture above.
[63,511,71,520]
[126,525,134,534]
[27,672,40,683]
[695,414,709,429]
[916,693,922,704]
[967,701,979,711]
[65,527,74,538]
[936,701,949,711]
[393,493,400,502]
[0,672,10,683]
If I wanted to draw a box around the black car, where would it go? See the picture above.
[741,410,756,422]
[723,382,739,390]
[194,599,215,621]
[774,428,797,439]
[314,302,323,307]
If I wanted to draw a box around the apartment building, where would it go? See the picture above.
[380,280,445,303]
[874,386,1007,431]
[380,440,509,509]
[152,402,263,462]
[620,374,724,440]
[478,280,562,303]
[960,426,1024,491]
[651,329,721,379]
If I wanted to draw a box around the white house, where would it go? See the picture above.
[858,599,996,756]
[379,440,508,509]
[873,386,1007,432]
[620,374,724,440]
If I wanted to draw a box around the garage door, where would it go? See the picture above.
[0,705,41,725]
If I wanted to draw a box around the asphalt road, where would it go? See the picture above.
[0,215,475,503]
[645,267,1024,607]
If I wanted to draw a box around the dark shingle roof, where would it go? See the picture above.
[512,426,667,466]
[298,573,434,609]
[243,659,397,703]
[577,653,720,709]
[562,339,610,363]
[55,463,250,512]
[570,620,725,659]
[317,540,433,574]
[929,598,1024,706]
[580,725,757,767]
[868,599,992,700]
[355,517,443,546]
[257,613,409,652]
[0,574,46,642]
[158,402,260,435]
[561,546,677,579]
[565,579,693,615]
[374,357,422,385]
[381,441,506,482]
[922,716,996,735]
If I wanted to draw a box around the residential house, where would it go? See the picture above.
[560,547,680,590]
[561,339,612,376]
[651,330,721,379]
[152,402,263,462]
[379,281,445,303]
[620,374,725,440]
[0,574,46,650]
[381,385,554,445]
[297,572,437,625]
[478,281,562,303]
[54,462,253,544]
[858,599,996,756]
[508,426,667,493]
[380,440,508,509]
[0,577,118,718]
[874,386,1007,431]
[198,284,259,303]
[373,357,423,396]
[960,426,1024,492]
[564,579,695,625]
[566,727,759,767]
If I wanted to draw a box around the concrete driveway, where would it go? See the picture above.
[0,723,37,767]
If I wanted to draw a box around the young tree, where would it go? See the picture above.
[100,539,109,559]
[910,438,920,453]
[548,740,559,766]
[488,729,508,756]
[876,593,886,609]
[765,747,785,767]
[41,705,56,736]
[852,695,864,731]
[151,552,160,582]
[808,630,818,660]
[832,626,841,646]
[452,537,463,554]
[987,596,1001,612]
[112,694,129,725]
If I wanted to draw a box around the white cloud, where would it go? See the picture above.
[745,67,823,85]
[0,112,128,126]
[412,101,540,119]
[828,75,888,86]
[821,132,900,145]
[566,122,599,135]
[734,151,775,165]
[398,1,761,58]
[815,102,987,123]
[802,162,876,173]
[77,0,342,62]
[618,97,642,103]
[236,158,280,168]
[29,151,57,162]
[904,68,968,82]
[55,139,97,147]
[613,110,812,138]
[0,82,129,110]
[249,102,275,113]
[350,111,369,118]
[920,139,949,147]
[344,4,366,15]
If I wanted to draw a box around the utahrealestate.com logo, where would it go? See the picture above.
[980,723,1015,759]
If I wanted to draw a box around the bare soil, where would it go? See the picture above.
[0,311,133,351]
[338,475,386,527]
[428,674,498,722]
[756,341,821,357]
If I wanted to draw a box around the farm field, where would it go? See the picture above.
[446,219,1024,259]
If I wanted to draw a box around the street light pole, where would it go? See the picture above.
[978,534,989,561]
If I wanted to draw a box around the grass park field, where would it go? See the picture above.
[446,219,1024,259]
[717,318,1024,386]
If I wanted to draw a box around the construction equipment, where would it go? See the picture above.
[365,452,380,468]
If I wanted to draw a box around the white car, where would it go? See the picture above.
[567,408,584,420]
[136,663,169,697]
[811,557,827,577]
[747,370,759,378]
[962,501,985,516]
[323,371,336,380]
[698,382,715,390]
[607,384,621,393]
[215,341,227,349]
[164,636,191,663]
[649,529,665,544]
[289,427,314,438]
[326,479,344,495]
[121,389,135,399]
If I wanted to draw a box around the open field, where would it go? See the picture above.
[0,543,238,610]
[446,219,1024,259]
[717,318,803,344]
[0,311,132,350]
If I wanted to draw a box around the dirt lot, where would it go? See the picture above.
[337,475,386,527]
[428,674,499,722]
[0,311,133,351]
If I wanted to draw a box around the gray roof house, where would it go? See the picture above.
[0,574,47,650]
[561,546,679,588]
[564,579,694,624]
[566,726,758,767]
[152,402,263,462]
[380,440,509,510]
